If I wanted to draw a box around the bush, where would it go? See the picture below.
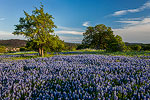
[106,35,126,52]
[0,46,6,53]
[77,44,89,50]
[20,47,27,51]
[141,45,150,51]
[129,45,142,51]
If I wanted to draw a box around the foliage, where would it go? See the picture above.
[0,46,6,53]
[26,36,65,54]
[128,45,142,51]
[25,40,39,51]
[82,24,126,52]
[65,46,76,51]
[107,35,126,52]
[141,44,150,51]
[20,47,27,51]
[76,44,89,50]
[12,4,64,56]
[64,42,79,51]
[44,35,65,53]
[125,43,150,51]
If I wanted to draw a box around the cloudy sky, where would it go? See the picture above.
[0,0,150,43]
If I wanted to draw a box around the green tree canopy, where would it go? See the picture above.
[13,4,64,56]
[82,24,125,51]
[44,35,65,53]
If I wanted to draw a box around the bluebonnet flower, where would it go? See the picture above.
[0,54,149,99]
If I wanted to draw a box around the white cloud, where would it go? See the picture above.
[0,25,84,42]
[0,31,25,40]
[82,21,89,27]
[113,17,150,43]
[55,26,84,43]
[116,21,140,25]
[116,17,150,25]
[120,17,143,21]
[113,1,150,16]
[59,36,82,43]
[113,10,127,16]
[0,18,5,21]
[56,26,84,35]
[141,17,150,23]
[57,26,84,31]
[0,31,10,35]
[55,30,83,35]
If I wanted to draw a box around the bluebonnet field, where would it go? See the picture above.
[0,54,150,100]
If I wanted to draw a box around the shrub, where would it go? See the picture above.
[129,45,142,51]
[20,47,27,51]
[0,46,6,53]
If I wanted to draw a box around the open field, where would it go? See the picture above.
[0,52,150,99]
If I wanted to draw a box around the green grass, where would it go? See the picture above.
[5,51,38,55]
[103,51,150,57]
[1,55,38,61]
[0,51,38,56]
[60,50,150,57]
[1,50,150,61]
[2,54,54,61]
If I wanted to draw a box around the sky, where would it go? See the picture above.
[0,0,150,43]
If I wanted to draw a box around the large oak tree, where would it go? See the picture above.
[82,24,125,51]
[13,4,63,56]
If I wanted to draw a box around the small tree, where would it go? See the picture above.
[13,4,57,57]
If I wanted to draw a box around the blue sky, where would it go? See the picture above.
[0,0,150,43]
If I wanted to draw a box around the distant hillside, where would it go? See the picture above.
[0,39,80,48]
[1,39,149,50]
[0,39,27,48]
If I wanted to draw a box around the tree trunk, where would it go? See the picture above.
[41,47,44,57]
[39,48,41,56]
